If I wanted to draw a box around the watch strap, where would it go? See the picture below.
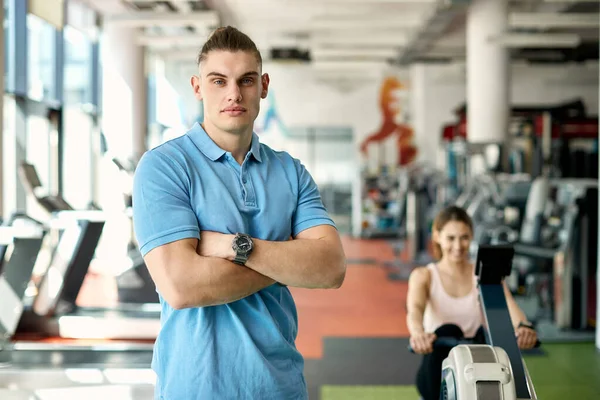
[234,253,248,265]
[518,321,535,330]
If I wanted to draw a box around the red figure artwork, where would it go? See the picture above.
[360,77,418,166]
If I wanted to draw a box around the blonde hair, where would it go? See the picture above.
[432,206,473,259]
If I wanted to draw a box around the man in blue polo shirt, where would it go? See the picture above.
[132,26,346,400]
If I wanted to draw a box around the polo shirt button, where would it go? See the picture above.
[242,178,247,183]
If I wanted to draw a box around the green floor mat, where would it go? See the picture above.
[320,344,600,400]
[321,385,419,400]
[523,342,600,398]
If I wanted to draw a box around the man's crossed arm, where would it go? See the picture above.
[143,225,346,309]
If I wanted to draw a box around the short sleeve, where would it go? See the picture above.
[291,159,336,237]
[133,150,200,256]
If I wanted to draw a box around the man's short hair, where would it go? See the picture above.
[197,26,262,67]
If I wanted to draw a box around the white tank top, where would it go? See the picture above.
[422,263,483,338]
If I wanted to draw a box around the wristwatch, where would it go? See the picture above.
[518,321,535,330]
[232,233,254,265]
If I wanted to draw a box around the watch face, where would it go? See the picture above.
[235,235,253,254]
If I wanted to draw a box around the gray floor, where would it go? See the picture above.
[0,335,564,400]
[0,343,156,400]
[0,368,156,400]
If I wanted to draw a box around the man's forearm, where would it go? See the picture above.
[170,256,275,309]
[243,238,345,289]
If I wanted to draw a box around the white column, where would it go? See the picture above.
[97,23,147,266]
[410,64,432,166]
[0,3,4,215]
[466,0,509,145]
[101,23,147,163]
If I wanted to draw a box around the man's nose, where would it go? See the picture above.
[228,85,242,102]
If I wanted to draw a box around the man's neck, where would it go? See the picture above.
[201,122,253,165]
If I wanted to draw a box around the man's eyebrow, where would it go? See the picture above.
[206,72,227,78]
[205,71,259,78]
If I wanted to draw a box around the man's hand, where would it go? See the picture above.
[198,231,235,260]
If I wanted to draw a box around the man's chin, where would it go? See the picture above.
[218,119,252,133]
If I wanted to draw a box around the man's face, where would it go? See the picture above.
[192,50,269,136]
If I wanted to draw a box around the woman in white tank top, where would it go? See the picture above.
[406,206,538,400]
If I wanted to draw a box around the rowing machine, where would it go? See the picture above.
[409,245,539,399]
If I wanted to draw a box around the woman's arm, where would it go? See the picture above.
[503,281,530,329]
[503,281,538,349]
[406,267,431,335]
[406,267,437,354]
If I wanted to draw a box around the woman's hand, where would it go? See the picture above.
[516,325,538,350]
[409,332,437,354]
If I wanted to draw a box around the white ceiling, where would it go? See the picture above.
[81,0,599,80]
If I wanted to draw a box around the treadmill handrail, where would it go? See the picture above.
[0,225,45,243]
[52,210,107,224]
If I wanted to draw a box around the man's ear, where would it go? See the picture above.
[261,73,270,99]
[191,75,203,101]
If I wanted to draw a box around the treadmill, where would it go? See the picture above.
[16,162,161,341]
[0,216,154,372]
[110,157,160,304]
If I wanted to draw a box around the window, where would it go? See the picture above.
[61,17,96,209]
[3,0,9,89]
[64,25,91,105]
[2,94,16,217]
[27,13,56,101]
[25,108,60,222]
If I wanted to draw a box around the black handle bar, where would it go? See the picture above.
[407,337,541,353]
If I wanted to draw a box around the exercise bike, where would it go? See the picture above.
[409,244,540,400]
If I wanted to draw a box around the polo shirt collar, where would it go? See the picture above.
[188,123,262,163]
[249,132,262,163]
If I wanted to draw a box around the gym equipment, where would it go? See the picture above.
[14,163,160,340]
[511,178,597,334]
[383,164,451,280]
[14,209,161,340]
[453,173,531,259]
[442,99,598,179]
[20,160,158,305]
[0,217,154,371]
[409,245,540,399]
[0,216,46,366]
[110,157,159,304]
[19,162,74,213]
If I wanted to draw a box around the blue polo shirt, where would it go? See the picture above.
[132,123,335,400]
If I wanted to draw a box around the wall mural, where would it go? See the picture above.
[255,91,289,137]
[359,76,417,166]
[359,76,418,238]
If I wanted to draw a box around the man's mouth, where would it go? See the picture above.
[222,106,247,116]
